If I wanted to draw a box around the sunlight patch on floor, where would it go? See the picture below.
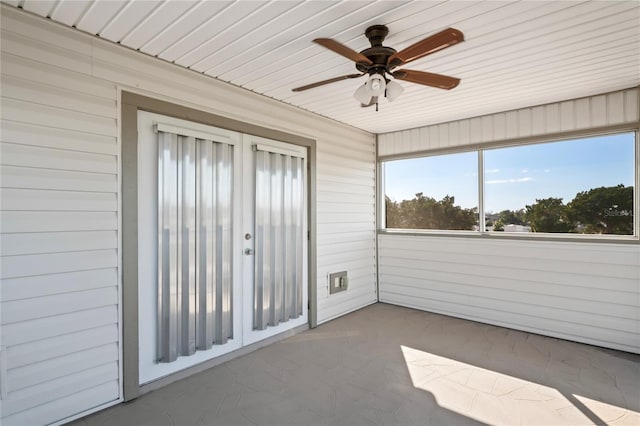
[400,345,639,425]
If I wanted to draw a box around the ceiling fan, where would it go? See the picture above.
[292,25,464,108]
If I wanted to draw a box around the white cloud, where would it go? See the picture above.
[486,177,534,184]
[485,168,500,174]
[521,169,529,174]
[544,169,551,173]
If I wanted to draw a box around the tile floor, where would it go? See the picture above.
[73,303,639,426]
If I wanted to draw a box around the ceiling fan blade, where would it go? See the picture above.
[388,28,464,68]
[292,73,364,92]
[314,38,373,66]
[393,69,460,90]
[361,96,378,108]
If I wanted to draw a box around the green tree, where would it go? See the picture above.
[385,196,401,228]
[385,192,477,230]
[491,209,525,231]
[567,184,633,235]
[525,197,575,233]
[497,209,526,226]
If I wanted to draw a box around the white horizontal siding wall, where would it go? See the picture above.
[378,88,639,156]
[379,235,640,354]
[0,5,376,425]
[377,90,640,354]
[0,23,121,425]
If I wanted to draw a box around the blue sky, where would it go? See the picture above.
[384,132,635,212]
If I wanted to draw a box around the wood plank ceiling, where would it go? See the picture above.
[5,0,640,134]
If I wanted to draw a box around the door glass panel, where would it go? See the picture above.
[156,131,234,363]
[253,150,304,330]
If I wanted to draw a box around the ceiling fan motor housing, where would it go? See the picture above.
[356,25,397,74]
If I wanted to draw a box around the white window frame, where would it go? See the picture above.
[378,128,640,242]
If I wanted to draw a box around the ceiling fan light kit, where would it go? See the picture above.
[385,80,404,102]
[353,82,372,104]
[292,24,464,108]
[353,74,403,105]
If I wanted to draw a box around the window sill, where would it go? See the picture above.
[378,229,639,244]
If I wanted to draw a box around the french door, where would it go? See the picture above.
[137,112,307,384]
[242,135,308,346]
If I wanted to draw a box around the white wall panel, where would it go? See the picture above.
[0,6,376,425]
[0,30,92,79]
[1,75,117,118]
[1,231,117,256]
[560,100,575,132]
[625,90,639,122]
[1,211,117,233]
[379,87,639,156]
[2,380,120,426]
[2,306,118,347]
[0,143,116,174]
[1,249,117,280]
[608,91,626,125]
[8,325,118,369]
[1,120,116,155]
[481,115,493,141]
[379,235,640,354]
[316,125,376,325]
[0,188,116,211]
[8,344,118,391]
[1,98,117,137]
[458,119,470,146]
[2,269,118,301]
[1,52,116,99]
[3,363,117,418]
[0,8,121,425]
[0,165,117,193]
[531,106,545,135]
[2,287,116,327]
[575,97,591,129]
[505,110,519,139]
[591,94,608,127]
[470,117,483,143]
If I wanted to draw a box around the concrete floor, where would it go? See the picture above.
[73,303,639,426]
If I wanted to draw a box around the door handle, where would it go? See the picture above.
[244,248,254,255]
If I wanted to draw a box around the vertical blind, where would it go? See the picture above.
[254,149,304,330]
[157,130,233,363]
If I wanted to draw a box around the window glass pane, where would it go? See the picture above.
[384,152,478,230]
[484,133,635,235]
